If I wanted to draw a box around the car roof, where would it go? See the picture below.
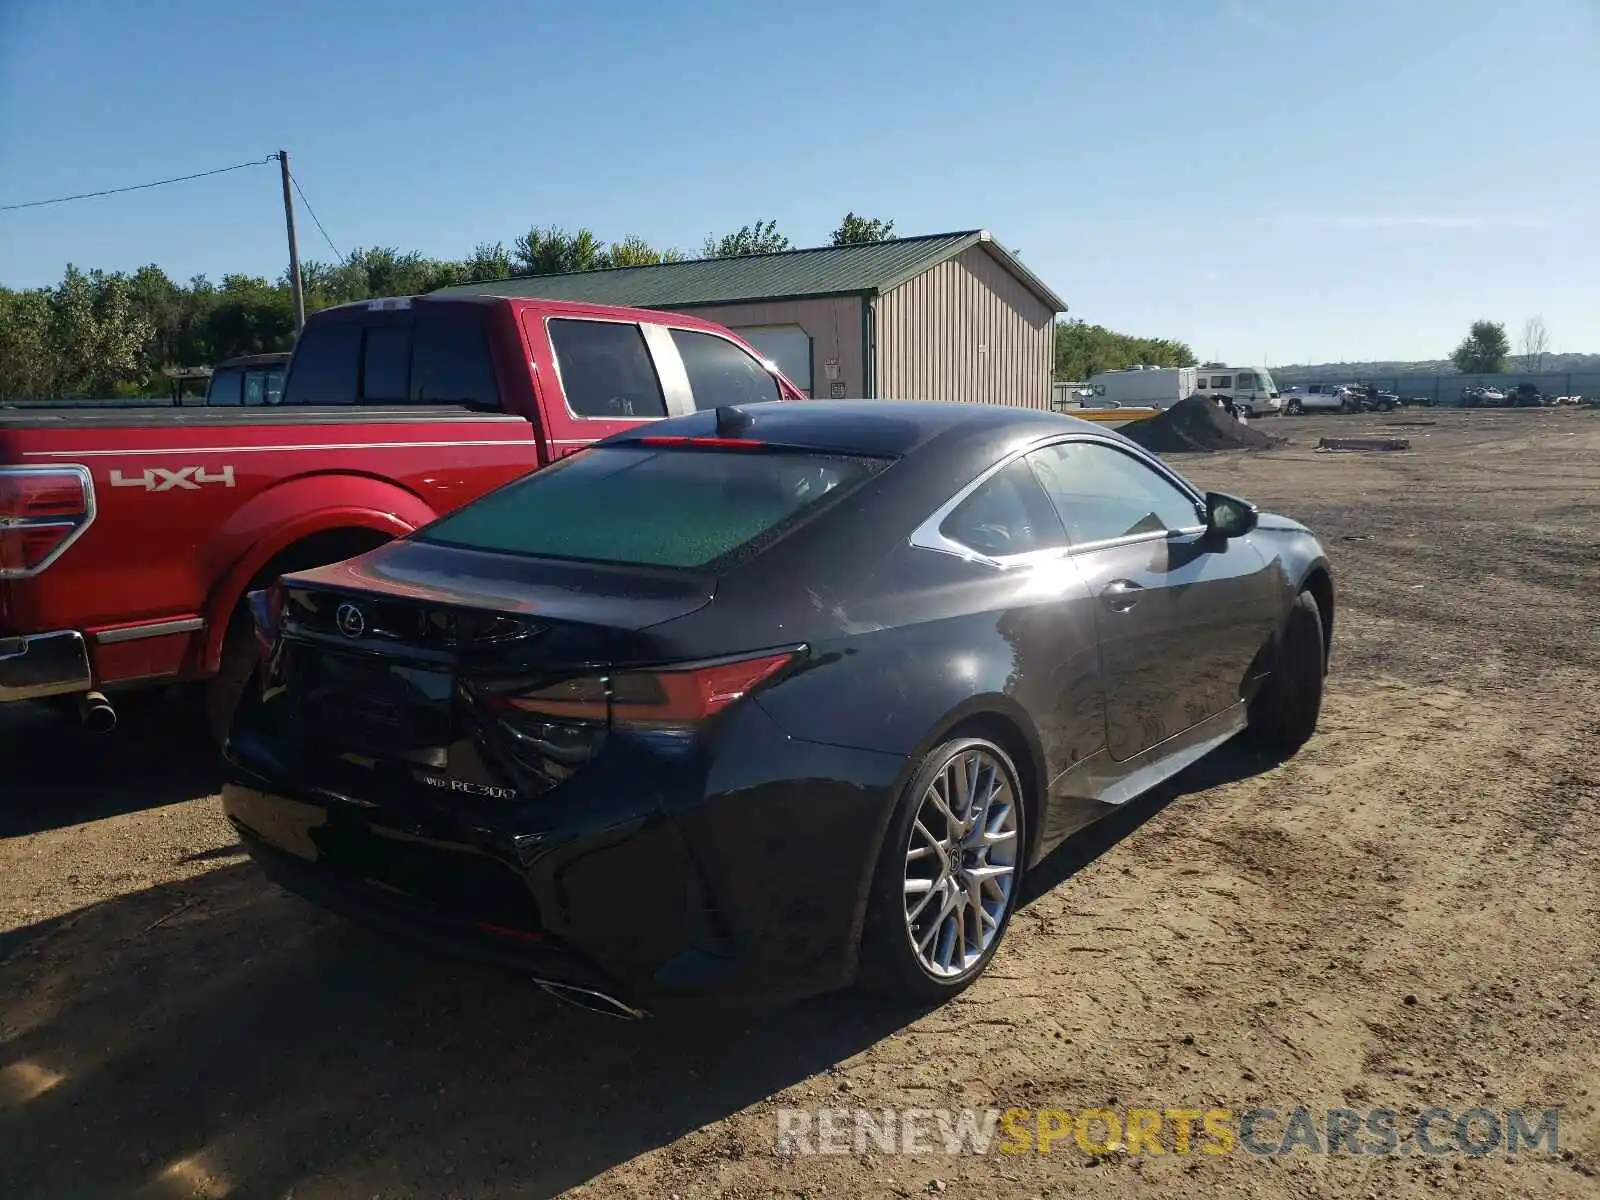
[601,399,1132,458]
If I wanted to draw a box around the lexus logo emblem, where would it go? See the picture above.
[335,603,366,639]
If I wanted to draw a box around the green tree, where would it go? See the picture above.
[605,235,688,268]
[0,288,55,400]
[1449,320,1510,374]
[830,212,895,246]
[513,226,607,275]
[460,241,513,281]
[43,266,152,396]
[1053,319,1196,380]
[702,219,790,259]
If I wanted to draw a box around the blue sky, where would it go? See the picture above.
[1,0,1595,364]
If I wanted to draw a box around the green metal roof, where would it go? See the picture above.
[433,229,1066,312]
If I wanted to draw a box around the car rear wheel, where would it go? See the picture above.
[860,737,1027,1003]
[1249,590,1325,752]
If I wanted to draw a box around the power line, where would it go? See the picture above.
[0,155,277,213]
[288,170,344,262]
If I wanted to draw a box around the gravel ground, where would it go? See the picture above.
[2,406,1597,1199]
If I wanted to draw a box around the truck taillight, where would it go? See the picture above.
[0,466,94,579]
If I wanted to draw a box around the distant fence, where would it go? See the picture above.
[1272,371,1600,404]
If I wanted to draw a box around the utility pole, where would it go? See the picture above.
[277,150,305,333]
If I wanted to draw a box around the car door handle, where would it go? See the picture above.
[1103,579,1144,611]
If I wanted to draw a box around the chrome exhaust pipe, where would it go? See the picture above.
[536,980,648,1020]
[76,691,117,734]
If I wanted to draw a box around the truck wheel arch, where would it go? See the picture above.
[201,505,429,673]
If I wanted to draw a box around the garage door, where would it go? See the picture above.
[733,325,813,397]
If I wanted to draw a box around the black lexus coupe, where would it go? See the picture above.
[223,400,1333,1017]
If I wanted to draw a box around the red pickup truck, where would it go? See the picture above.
[0,294,802,738]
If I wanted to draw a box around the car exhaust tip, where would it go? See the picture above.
[77,691,117,734]
[536,980,648,1020]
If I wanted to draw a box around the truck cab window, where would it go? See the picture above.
[282,321,361,405]
[669,328,781,409]
[410,314,499,409]
[548,319,668,419]
[360,325,412,403]
[207,368,243,406]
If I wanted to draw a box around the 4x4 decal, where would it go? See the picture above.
[109,466,236,492]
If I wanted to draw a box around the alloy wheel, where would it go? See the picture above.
[902,746,1020,979]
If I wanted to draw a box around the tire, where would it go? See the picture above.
[1249,590,1325,753]
[859,737,1028,1004]
[1287,400,1303,415]
[204,607,259,750]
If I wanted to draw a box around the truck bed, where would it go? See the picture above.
[0,404,503,430]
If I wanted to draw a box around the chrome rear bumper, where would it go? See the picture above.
[0,630,92,702]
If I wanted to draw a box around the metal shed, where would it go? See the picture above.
[434,230,1065,407]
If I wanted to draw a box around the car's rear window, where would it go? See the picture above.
[416,446,882,569]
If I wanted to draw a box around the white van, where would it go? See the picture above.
[1193,367,1282,416]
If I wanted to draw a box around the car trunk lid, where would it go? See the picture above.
[260,540,719,801]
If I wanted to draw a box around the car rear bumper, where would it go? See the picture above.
[221,693,905,1009]
[0,629,91,702]
[232,812,641,1008]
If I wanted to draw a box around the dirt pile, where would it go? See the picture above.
[1121,395,1286,453]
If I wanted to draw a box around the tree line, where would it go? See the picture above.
[0,208,1193,399]
[1052,318,1196,380]
[0,213,891,400]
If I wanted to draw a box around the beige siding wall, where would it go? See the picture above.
[873,245,1056,408]
[667,295,865,398]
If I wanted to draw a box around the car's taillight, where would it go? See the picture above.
[476,649,798,786]
[609,651,797,730]
[0,466,94,578]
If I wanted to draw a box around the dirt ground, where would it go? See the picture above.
[2,407,1597,1199]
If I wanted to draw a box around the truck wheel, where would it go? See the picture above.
[205,609,258,750]
[1249,590,1325,753]
[1287,399,1303,415]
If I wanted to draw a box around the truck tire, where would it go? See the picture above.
[1248,590,1325,753]
[205,609,257,749]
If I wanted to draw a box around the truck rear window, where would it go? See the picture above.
[416,446,880,569]
[282,309,500,408]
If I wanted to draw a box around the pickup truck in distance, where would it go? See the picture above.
[0,293,803,739]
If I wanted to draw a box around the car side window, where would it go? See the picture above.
[938,458,1067,559]
[548,319,668,419]
[1195,378,1207,389]
[1236,371,1256,390]
[1026,442,1202,546]
[1212,375,1232,389]
[669,328,781,409]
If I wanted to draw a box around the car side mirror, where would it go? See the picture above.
[1205,491,1258,539]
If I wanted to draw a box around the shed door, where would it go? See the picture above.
[732,324,813,397]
